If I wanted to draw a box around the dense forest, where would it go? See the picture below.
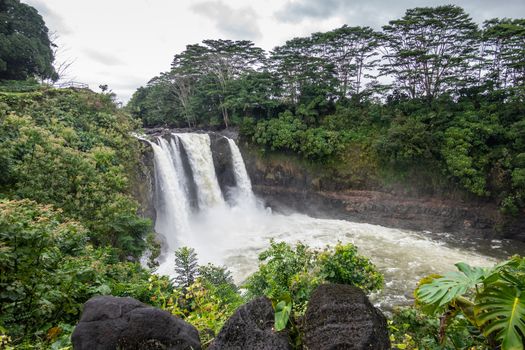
[1,1,525,349]
[129,5,525,216]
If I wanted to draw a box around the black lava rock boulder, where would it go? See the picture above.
[303,284,390,350]
[72,295,201,350]
[208,297,290,350]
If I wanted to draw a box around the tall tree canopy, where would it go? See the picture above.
[482,18,525,89]
[172,39,266,127]
[0,0,57,81]
[312,25,381,98]
[381,5,479,100]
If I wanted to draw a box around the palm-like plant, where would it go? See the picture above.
[415,256,525,350]
[173,246,199,291]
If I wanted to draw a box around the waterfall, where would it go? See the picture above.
[176,133,225,209]
[168,136,196,210]
[149,132,244,257]
[149,137,191,248]
[227,138,256,207]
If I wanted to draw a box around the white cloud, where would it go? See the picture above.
[191,1,262,40]
[83,49,124,66]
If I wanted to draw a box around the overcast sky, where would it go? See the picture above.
[22,0,525,103]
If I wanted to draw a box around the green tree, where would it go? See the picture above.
[313,25,381,98]
[173,247,199,290]
[0,199,158,346]
[172,39,266,128]
[0,0,57,81]
[270,36,338,108]
[381,6,479,101]
[127,74,183,127]
[482,18,525,89]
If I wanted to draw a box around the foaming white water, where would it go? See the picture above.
[149,132,511,308]
[169,136,192,203]
[227,138,256,207]
[159,204,498,307]
[149,138,191,248]
[177,133,224,209]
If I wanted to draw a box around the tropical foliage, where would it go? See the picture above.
[149,247,244,347]
[2,2,524,349]
[173,246,199,291]
[0,87,160,347]
[0,199,163,348]
[415,256,525,349]
[0,89,151,257]
[147,242,383,347]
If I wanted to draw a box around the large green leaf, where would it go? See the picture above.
[274,300,292,332]
[416,262,490,310]
[476,283,525,350]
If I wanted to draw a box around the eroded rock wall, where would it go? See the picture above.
[239,143,524,241]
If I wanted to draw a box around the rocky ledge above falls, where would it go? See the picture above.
[238,143,525,242]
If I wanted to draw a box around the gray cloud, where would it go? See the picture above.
[275,0,525,28]
[23,0,72,35]
[191,1,262,40]
[83,49,124,66]
[275,0,343,23]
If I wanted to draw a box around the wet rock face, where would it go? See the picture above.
[72,296,201,350]
[303,284,390,350]
[209,134,236,203]
[208,297,291,350]
[171,134,199,210]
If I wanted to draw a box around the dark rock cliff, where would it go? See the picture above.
[238,142,525,242]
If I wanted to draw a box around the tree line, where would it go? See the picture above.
[128,5,525,128]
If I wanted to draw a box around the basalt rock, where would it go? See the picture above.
[209,133,236,203]
[303,284,390,350]
[238,144,525,242]
[208,297,290,350]
[72,296,201,350]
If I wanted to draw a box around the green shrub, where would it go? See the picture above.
[250,112,350,161]
[148,249,244,347]
[244,241,383,314]
[0,89,152,257]
[319,242,384,293]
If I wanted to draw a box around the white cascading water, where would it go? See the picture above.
[176,133,224,209]
[149,138,191,249]
[149,132,522,308]
[227,138,257,207]
[168,136,193,205]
